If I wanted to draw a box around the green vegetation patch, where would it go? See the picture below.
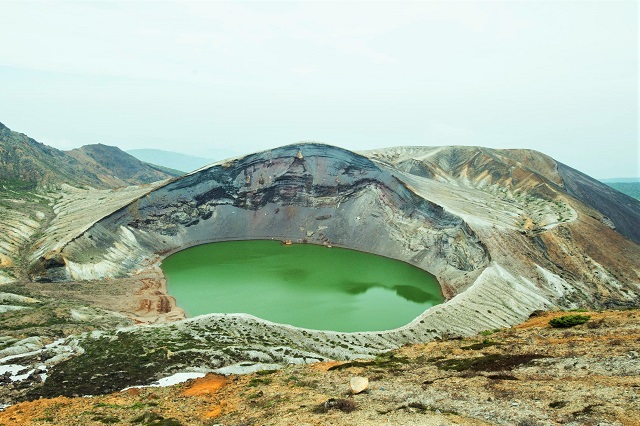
[256,369,277,376]
[91,414,121,424]
[28,323,254,399]
[433,353,547,372]
[327,353,410,371]
[549,314,591,328]
[461,339,501,350]
[132,411,182,426]
[249,377,273,387]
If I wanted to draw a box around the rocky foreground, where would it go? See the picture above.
[0,309,638,426]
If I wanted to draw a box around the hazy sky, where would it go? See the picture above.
[0,1,637,178]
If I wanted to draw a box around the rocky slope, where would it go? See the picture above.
[1,309,638,426]
[0,183,168,286]
[0,123,99,190]
[0,122,180,190]
[1,142,639,404]
[65,144,182,188]
[557,163,640,244]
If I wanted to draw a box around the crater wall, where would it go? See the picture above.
[55,144,489,294]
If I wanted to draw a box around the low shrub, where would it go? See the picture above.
[313,398,357,414]
[549,400,568,409]
[434,353,546,372]
[461,339,501,350]
[549,315,590,328]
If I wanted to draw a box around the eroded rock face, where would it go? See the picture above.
[55,144,489,289]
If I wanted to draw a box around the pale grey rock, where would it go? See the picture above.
[350,376,369,394]
[0,337,43,358]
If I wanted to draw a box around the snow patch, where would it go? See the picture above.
[0,364,28,376]
[122,372,206,390]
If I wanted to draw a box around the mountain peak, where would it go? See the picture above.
[0,121,181,190]
[66,143,182,186]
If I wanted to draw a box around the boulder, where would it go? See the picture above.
[350,376,368,394]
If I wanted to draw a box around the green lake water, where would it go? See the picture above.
[162,240,443,332]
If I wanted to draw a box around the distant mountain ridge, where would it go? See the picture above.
[127,149,217,173]
[1,122,100,189]
[598,177,640,200]
[66,144,182,188]
[602,182,640,200]
[0,122,181,189]
[600,177,640,183]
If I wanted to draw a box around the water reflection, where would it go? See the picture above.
[163,240,443,332]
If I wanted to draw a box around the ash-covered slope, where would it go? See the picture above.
[367,145,640,243]
[557,162,640,244]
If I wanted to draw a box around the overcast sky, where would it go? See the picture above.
[0,1,637,178]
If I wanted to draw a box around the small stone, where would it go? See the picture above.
[349,376,369,394]
[628,351,638,359]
